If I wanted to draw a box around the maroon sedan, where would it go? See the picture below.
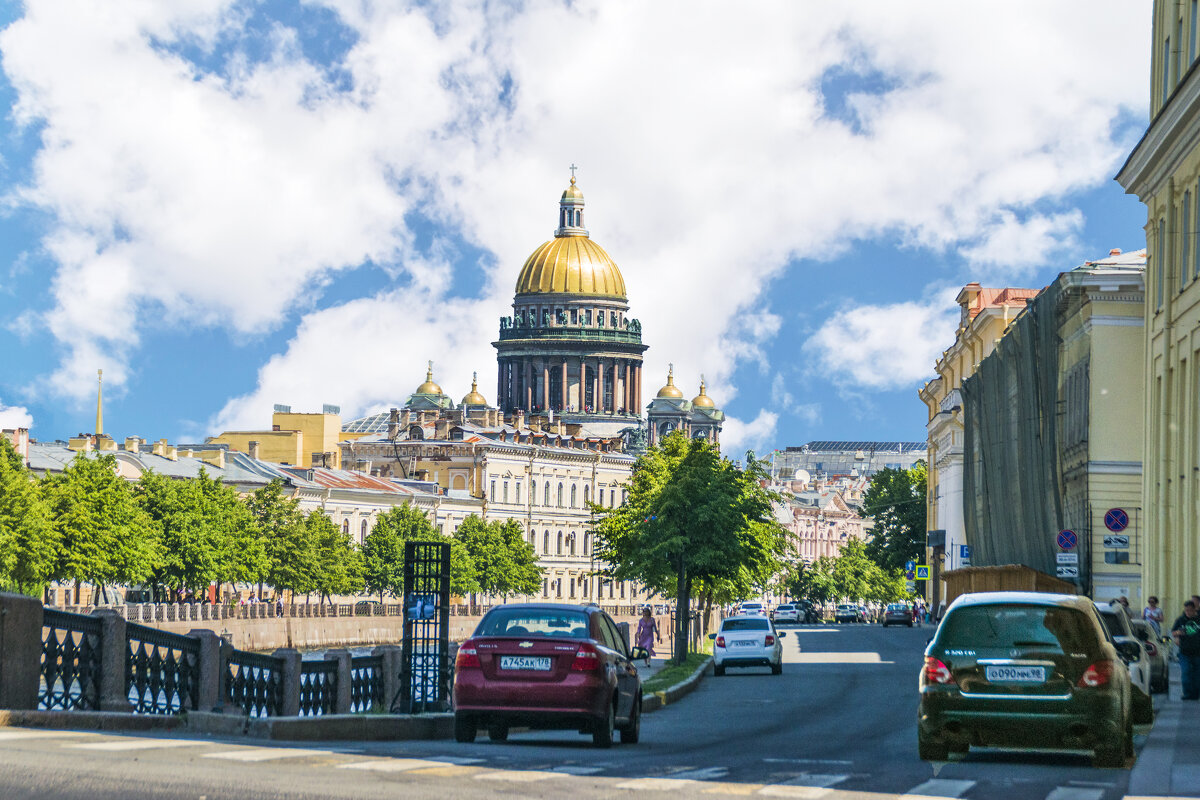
[453,603,644,747]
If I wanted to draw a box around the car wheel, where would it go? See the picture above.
[1132,687,1155,724]
[619,696,641,744]
[918,731,949,761]
[593,699,615,748]
[454,713,476,744]
[1151,667,1169,694]
[771,661,782,675]
[714,664,725,677]
[487,721,508,742]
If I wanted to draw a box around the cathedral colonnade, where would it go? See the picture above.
[497,356,642,415]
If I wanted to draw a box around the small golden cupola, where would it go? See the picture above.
[416,361,443,396]
[692,376,715,408]
[656,365,685,399]
[461,372,488,407]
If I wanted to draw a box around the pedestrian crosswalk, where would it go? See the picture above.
[0,727,1124,800]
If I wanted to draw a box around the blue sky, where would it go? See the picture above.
[0,1,1151,454]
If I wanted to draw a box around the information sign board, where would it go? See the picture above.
[1056,566,1079,578]
[1056,552,1078,565]
[915,565,930,580]
[1103,534,1129,549]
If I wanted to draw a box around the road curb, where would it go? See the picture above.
[1128,674,1183,794]
[642,656,712,713]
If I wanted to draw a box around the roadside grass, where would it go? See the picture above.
[642,652,711,693]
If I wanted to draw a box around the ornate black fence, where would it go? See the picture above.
[298,660,338,716]
[226,650,284,717]
[39,608,103,711]
[349,655,384,713]
[125,622,200,714]
[399,541,451,713]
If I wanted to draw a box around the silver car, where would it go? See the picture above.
[772,604,800,624]
[1129,618,1170,694]
[710,615,785,676]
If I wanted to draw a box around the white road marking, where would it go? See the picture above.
[762,758,853,766]
[617,778,704,791]
[552,765,604,775]
[426,755,485,764]
[474,769,559,782]
[1045,789,1105,800]
[899,778,977,799]
[757,787,832,799]
[0,729,93,741]
[202,748,333,761]
[668,766,729,780]
[68,738,205,751]
[789,653,891,664]
[339,758,452,772]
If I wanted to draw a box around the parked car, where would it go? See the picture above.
[1094,602,1155,723]
[709,615,786,676]
[452,603,645,747]
[835,604,863,624]
[1128,618,1170,694]
[919,591,1133,767]
[793,599,820,623]
[772,604,800,624]
[739,601,767,616]
[883,603,913,627]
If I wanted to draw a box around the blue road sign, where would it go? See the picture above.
[905,560,916,572]
[1104,508,1129,533]
[915,565,930,580]
[960,545,971,560]
[1057,529,1078,550]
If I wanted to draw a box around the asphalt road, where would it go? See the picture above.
[0,622,1148,799]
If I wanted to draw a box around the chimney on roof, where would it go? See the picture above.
[513,409,525,431]
[388,408,399,440]
[124,436,142,453]
[434,419,450,440]
[200,449,225,470]
[248,440,260,460]
[1109,248,1122,256]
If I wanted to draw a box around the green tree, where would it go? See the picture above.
[455,516,539,599]
[43,452,158,602]
[0,437,58,595]
[136,471,219,595]
[365,504,478,598]
[862,462,928,573]
[593,433,788,663]
[786,556,837,606]
[308,510,365,602]
[361,516,405,601]
[198,470,267,595]
[247,479,313,601]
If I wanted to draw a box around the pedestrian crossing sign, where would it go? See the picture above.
[914,566,930,580]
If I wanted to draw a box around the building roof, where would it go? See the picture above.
[787,441,927,453]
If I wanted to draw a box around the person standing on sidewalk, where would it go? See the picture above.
[636,607,661,667]
[1144,596,1165,636]
[1171,600,1200,701]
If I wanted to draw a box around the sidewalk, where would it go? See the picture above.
[1127,666,1200,797]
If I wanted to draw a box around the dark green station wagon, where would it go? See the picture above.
[919,592,1132,767]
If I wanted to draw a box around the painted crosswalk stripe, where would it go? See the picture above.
[617,778,704,791]
[552,765,604,775]
[668,766,730,781]
[68,738,205,751]
[757,786,833,799]
[1045,789,1104,800]
[0,729,93,741]
[339,758,451,772]
[899,778,977,799]
[474,770,560,782]
[202,748,333,762]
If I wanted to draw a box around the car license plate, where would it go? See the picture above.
[985,665,1046,683]
[499,656,551,671]
[733,640,757,648]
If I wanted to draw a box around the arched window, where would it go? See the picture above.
[583,533,590,555]
[557,483,564,507]
[568,534,576,557]
[342,519,350,535]
[408,425,424,440]
[361,519,368,539]
[557,531,563,555]
[543,531,550,554]
[544,483,551,506]
[583,485,590,505]
[570,485,577,507]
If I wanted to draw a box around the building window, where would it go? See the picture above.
[583,533,590,555]
[1159,218,1168,309]
[570,308,577,324]
[544,483,551,506]
[568,534,576,556]
[515,482,521,504]
[610,489,616,507]
[343,519,350,535]
[570,485,577,507]
[557,483,564,507]
[557,531,563,555]
[543,530,550,554]
[361,519,368,540]
[583,485,590,505]
[1184,192,1192,289]
[1165,36,1173,105]
[585,309,592,326]
[490,480,496,502]
[503,481,509,504]
[542,578,548,597]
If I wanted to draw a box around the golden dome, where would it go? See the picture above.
[692,377,714,408]
[561,176,584,202]
[656,366,684,399]
[461,372,488,406]
[416,361,443,396]
[514,236,627,299]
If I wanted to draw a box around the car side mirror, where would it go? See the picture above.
[708,633,716,640]
[1116,641,1142,663]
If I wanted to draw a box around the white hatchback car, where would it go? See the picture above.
[710,615,785,676]
[739,601,767,616]
[773,604,800,624]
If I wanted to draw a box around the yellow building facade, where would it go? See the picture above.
[209,409,342,469]
[1117,0,1200,614]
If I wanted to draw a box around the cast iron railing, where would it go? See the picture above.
[349,655,384,713]
[226,650,284,717]
[298,660,338,716]
[125,622,200,714]
[39,608,103,711]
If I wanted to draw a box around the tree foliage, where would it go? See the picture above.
[0,437,58,595]
[862,462,928,573]
[247,479,313,598]
[363,504,479,598]
[308,510,366,601]
[786,539,912,605]
[455,516,539,598]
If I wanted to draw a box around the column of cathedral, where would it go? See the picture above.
[497,355,641,415]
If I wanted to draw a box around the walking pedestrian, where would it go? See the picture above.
[1171,599,1200,701]
[635,607,661,667]
[1143,596,1165,636]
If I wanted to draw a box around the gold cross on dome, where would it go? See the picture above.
[569,163,578,179]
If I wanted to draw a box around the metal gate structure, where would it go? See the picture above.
[398,541,451,713]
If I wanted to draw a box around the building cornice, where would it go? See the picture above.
[1117,63,1200,198]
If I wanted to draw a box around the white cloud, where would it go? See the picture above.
[0,400,34,430]
[0,1,1150,435]
[721,409,780,457]
[803,288,962,392]
[960,210,1085,281]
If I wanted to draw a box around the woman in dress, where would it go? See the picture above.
[1144,595,1165,635]
[636,607,661,667]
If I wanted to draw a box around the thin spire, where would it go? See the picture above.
[95,369,103,435]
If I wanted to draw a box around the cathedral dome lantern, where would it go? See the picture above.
[691,376,715,408]
[461,372,488,407]
[406,360,454,411]
[415,362,443,396]
[655,366,685,399]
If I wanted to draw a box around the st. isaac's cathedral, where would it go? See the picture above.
[343,172,724,453]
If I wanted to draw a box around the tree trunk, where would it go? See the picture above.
[673,560,690,665]
[701,590,714,636]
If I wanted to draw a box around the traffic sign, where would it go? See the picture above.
[1057,529,1078,550]
[960,545,971,560]
[905,560,916,572]
[1056,566,1079,578]
[1103,534,1130,549]
[915,565,930,580]
[1056,552,1078,565]
[905,570,915,580]
[1104,508,1129,533]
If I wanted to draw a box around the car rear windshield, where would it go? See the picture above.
[837,605,856,611]
[939,604,1096,653]
[742,603,763,609]
[723,618,770,631]
[887,604,908,612]
[1098,610,1127,638]
[476,609,590,638]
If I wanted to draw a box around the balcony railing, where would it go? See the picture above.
[497,321,643,345]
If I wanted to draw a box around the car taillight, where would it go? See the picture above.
[1078,660,1115,688]
[1144,642,1158,657]
[571,644,602,671]
[716,636,726,648]
[923,657,955,685]
[764,635,775,646]
[456,645,480,669]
